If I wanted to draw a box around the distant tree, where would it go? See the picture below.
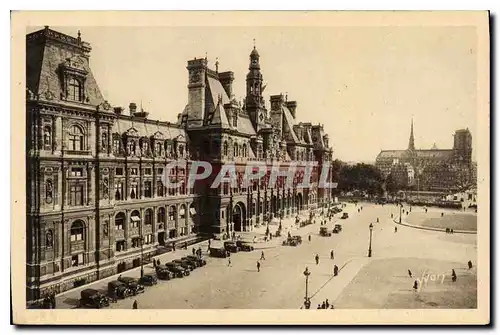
[338,163,384,196]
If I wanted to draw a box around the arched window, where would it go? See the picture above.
[178,145,184,157]
[70,220,84,242]
[145,208,153,225]
[115,212,125,230]
[144,181,152,198]
[168,205,177,221]
[68,125,84,151]
[223,141,228,156]
[234,143,238,157]
[130,210,140,228]
[242,144,247,157]
[179,205,186,219]
[156,180,164,197]
[68,78,82,101]
[155,142,162,156]
[157,207,165,223]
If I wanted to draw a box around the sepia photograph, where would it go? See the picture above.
[11,10,490,325]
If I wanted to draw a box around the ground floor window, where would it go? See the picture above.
[71,253,84,267]
[144,234,153,245]
[131,237,141,248]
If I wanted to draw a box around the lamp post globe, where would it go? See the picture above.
[368,223,374,257]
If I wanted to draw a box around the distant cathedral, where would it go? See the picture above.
[375,120,474,192]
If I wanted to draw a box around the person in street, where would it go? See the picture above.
[413,280,418,291]
[50,293,56,309]
[257,261,261,272]
[132,300,138,309]
[394,226,398,233]
[315,254,320,265]
[408,269,412,278]
[321,301,326,309]
[308,235,312,242]
[260,251,266,260]
[334,265,339,276]
[452,269,457,282]
[391,213,393,219]
[441,212,444,217]
[330,250,334,260]
[325,299,330,308]
[192,248,196,256]
[468,260,473,269]
[425,208,428,213]
[152,257,156,267]
[172,242,176,251]
[317,304,321,309]
[377,217,379,223]
[228,257,231,267]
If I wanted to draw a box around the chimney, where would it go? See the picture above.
[129,102,137,115]
[113,107,124,115]
[286,101,297,118]
[218,71,234,98]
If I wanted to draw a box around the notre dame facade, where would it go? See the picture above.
[26,27,334,303]
[375,120,475,193]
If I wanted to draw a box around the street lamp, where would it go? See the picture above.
[399,203,402,224]
[303,267,311,309]
[368,223,374,257]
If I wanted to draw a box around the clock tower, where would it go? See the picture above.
[246,46,267,132]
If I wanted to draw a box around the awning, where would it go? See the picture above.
[131,216,141,222]
[190,207,196,215]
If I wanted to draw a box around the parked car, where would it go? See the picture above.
[79,288,110,309]
[181,257,200,269]
[283,236,301,246]
[335,224,343,232]
[108,280,132,300]
[209,247,230,258]
[186,255,207,266]
[118,276,145,295]
[172,259,195,271]
[224,241,240,253]
[319,227,332,237]
[293,235,303,244]
[155,265,174,280]
[165,262,190,277]
[139,273,158,286]
[236,240,254,251]
[341,213,349,219]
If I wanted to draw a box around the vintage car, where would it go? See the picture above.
[181,257,200,269]
[319,227,332,237]
[236,240,255,251]
[165,262,190,277]
[118,276,145,295]
[335,224,343,232]
[155,265,174,280]
[172,259,195,271]
[209,247,230,258]
[282,236,301,246]
[108,280,132,300]
[185,255,207,266]
[292,235,303,244]
[341,213,349,219]
[139,273,158,286]
[79,288,110,309]
[224,241,240,253]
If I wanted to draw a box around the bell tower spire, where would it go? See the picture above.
[245,44,266,131]
[408,118,415,151]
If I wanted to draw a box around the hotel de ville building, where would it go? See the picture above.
[25,27,334,304]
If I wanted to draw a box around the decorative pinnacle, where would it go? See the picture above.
[215,57,219,73]
[253,38,256,49]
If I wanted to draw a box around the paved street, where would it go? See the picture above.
[56,202,477,309]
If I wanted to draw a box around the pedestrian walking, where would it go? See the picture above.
[468,260,473,269]
[325,299,330,308]
[377,217,379,223]
[257,261,261,272]
[228,257,231,267]
[413,280,418,291]
[152,257,156,267]
[192,248,196,256]
[391,213,393,218]
[452,269,457,282]
[315,254,320,265]
[334,264,339,276]
[408,269,412,278]
[260,251,266,260]
[394,226,397,233]
[132,300,138,309]
[321,301,326,309]
[330,250,334,260]
[308,235,311,242]
[317,304,321,309]
[172,242,176,251]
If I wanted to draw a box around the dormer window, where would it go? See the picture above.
[68,78,82,101]
[60,56,88,103]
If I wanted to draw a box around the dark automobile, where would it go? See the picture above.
[236,240,254,251]
[332,227,340,234]
[341,213,349,219]
[155,265,174,280]
[181,257,199,269]
[185,255,207,266]
[209,247,230,258]
[108,280,132,300]
[282,237,300,246]
[172,259,195,271]
[335,224,343,232]
[293,235,303,244]
[79,288,110,309]
[139,273,158,286]
[118,276,145,295]
[224,241,240,253]
[319,227,332,237]
[165,262,190,277]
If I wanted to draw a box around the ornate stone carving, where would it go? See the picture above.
[46,230,53,248]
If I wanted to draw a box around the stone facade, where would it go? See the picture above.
[26,28,334,303]
[375,120,474,192]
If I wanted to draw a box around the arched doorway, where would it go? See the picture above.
[271,195,277,218]
[296,193,303,213]
[233,202,247,232]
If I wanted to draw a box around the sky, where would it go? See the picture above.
[29,25,477,162]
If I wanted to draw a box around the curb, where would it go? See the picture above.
[393,220,476,234]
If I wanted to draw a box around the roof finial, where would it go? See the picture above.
[215,57,219,73]
[253,38,256,49]
[205,52,208,61]
[285,92,288,102]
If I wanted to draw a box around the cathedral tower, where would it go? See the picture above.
[408,118,415,151]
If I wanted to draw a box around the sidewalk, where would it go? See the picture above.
[395,219,477,234]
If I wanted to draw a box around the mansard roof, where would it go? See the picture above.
[113,117,186,140]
